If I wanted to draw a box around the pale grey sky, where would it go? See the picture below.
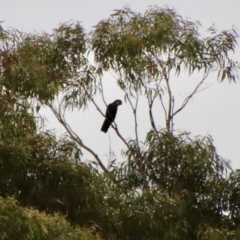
[1,0,240,169]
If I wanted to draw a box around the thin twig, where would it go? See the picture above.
[170,70,210,121]
[99,77,108,107]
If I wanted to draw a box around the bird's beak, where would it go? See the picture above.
[117,102,122,106]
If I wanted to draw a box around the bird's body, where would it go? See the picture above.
[101,99,122,133]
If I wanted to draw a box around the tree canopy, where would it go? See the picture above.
[0,6,240,240]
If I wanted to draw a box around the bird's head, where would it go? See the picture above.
[114,99,122,106]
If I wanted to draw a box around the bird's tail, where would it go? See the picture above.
[101,119,111,133]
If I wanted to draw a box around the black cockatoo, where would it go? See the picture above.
[101,99,122,133]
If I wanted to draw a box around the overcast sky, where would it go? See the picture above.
[1,0,240,169]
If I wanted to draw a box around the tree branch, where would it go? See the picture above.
[170,70,210,121]
[158,91,167,121]
[164,71,173,133]
[46,101,108,173]
[147,91,158,135]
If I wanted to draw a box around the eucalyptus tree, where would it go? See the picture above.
[90,7,239,188]
[0,6,240,240]
[1,6,238,176]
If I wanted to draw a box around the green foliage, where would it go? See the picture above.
[91,6,239,132]
[0,130,106,227]
[92,7,239,83]
[108,131,236,239]
[0,197,101,240]
[0,22,86,102]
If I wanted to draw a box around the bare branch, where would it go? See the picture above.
[90,97,106,118]
[164,72,172,132]
[46,101,108,173]
[147,89,158,134]
[171,96,175,131]
[158,92,167,121]
[138,77,159,134]
[106,134,114,170]
[131,92,142,168]
[170,70,210,121]
[99,77,108,107]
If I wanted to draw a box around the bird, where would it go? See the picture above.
[101,99,122,133]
